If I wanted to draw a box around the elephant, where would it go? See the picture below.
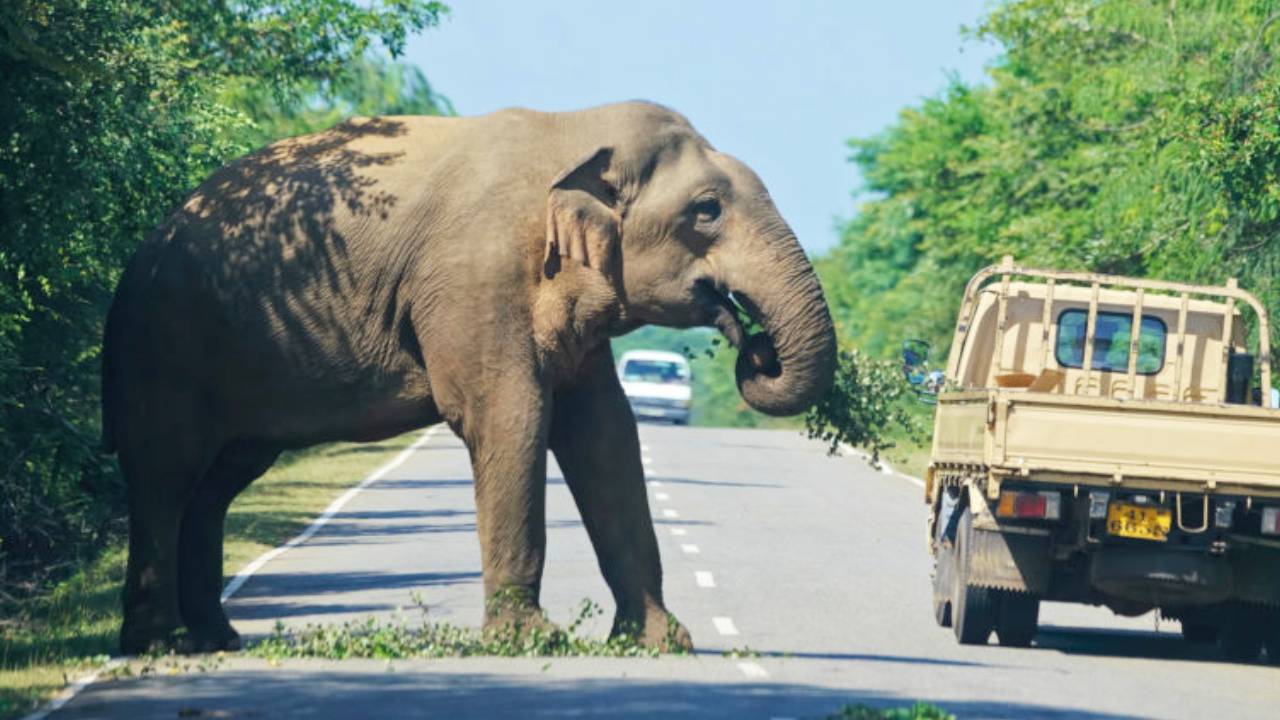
[101,101,836,655]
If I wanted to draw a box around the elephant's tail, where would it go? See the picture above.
[100,300,121,455]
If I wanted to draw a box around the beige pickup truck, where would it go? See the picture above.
[922,257,1280,662]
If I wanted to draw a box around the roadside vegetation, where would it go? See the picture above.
[0,433,421,718]
[826,703,954,720]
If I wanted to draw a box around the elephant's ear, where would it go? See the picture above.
[544,147,620,280]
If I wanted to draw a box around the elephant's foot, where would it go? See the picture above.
[184,624,243,653]
[613,604,694,653]
[120,621,187,656]
[482,587,562,644]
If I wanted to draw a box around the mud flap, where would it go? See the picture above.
[966,526,1052,593]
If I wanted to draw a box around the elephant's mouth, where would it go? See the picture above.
[693,280,782,378]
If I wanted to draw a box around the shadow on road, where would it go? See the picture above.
[63,668,1145,720]
[1032,625,1260,666]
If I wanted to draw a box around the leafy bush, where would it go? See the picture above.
[818,0,1280,374]
[804,348,921,461]
[0,0,445,601]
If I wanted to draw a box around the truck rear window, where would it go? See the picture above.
[1055,310,1166,374]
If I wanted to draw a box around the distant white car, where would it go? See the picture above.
[616,350,692,425]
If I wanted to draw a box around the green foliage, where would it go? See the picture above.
[818,0,1280,373]
[0,0,445,600]
[826,702,955,720]
[804,348,921,461]
[250,598,668,660]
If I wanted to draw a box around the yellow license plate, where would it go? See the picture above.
[1107,503,1172,542]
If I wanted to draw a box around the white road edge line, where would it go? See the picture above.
[21,426,443,720]
[737,661,769,679]
[222,425,441,601]
[694,571,716,588]
[712,616,739,636]
[19,659,123,720]
[839,442,925,489]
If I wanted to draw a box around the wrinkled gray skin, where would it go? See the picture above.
[103,102,836,655]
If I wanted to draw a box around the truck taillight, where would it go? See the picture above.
[997,490,1061,520]
[1262,507,1280,535]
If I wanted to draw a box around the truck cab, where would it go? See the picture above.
[926,257,1280,661]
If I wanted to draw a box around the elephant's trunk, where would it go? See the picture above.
[725,229,836,417]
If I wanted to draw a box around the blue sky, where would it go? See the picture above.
[404,1,998,254]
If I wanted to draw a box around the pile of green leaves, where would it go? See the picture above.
[249,599,675,660]
[804,348,921,461]
[0,0,446,601]
[817,0,1280,368]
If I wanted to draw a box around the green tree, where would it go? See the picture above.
[0,0,446,598]
[819,0,1280,365]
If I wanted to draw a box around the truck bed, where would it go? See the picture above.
[932,390,1280,496]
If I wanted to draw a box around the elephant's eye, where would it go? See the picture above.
[691,197,722,226]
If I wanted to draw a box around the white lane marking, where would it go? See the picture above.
[655,491,670,501]
[221,425,441,601]
[694,571,716,588]
[19,659,123,720]
[641,444,651,452]
[648,479,663,487]
[680,543,700,554]
[642,454,653,464]
[662,508,679,519]
[737,661,769,679]
[838,442,925,488]
[31,426,441,720]
[669,527,687,536]
[712,616,739,636]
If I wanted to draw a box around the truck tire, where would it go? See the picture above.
[931,500,958,628]
[952,506,996,645]
[1218,602,1264,662]
[995,591,1040,647]
[1260,606,1280,665]
[1181,622,1220,644]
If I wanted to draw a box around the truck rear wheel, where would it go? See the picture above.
[1218,603,1265,662]
[952,507,996,645]
[995,591,1040,647]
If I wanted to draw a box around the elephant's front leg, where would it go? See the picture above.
[549,346,693,651]
[459,379,556,636]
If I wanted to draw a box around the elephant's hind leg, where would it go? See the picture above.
[119,430,214,655]
[178,440,280,652]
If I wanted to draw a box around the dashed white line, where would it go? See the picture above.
[737,661,769,679]
[712,616,739,636]
[662,508,679,519]
[694,571,716,588]
[680,543,700,554]
[669,527,687,536]
[655,491,670,501]
[647,479,663,487]
[641,444,651,452]
[642,454,653,464]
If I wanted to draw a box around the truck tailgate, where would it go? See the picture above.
[932,390,1280,493]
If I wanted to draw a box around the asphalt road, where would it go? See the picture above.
[53,425,1278,719]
